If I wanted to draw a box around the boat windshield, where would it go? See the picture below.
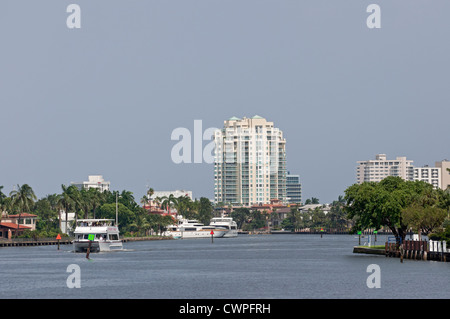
[77,233,107,240]
[77,220,115,227]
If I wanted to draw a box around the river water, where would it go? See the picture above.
[0,234,448,299]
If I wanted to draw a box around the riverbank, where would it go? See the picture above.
[0,236,173,247]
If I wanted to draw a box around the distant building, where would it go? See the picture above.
[71,175,110,192]
[299,204,331,215]
[145,190,192,216]
[149,190,193,201]
[435,160,450,190]
[286,172,302,204]
[357,154,449,190]
[414,166,441,189]
[356,154,414,184]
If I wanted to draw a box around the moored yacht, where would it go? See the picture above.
[73,219,123,252]
[210,217,238,238]
[165,219,227,239]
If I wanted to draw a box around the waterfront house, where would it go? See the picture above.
[0,222,32,239]
[6,213,38,231]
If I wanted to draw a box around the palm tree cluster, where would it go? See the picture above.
[0,184,178,238]
[280,196,350,232]
[0,184,37,237]
[148,194,215,226]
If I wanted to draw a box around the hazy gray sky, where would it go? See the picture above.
[1,0,449,203]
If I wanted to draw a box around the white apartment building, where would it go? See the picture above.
[149,190,193,200]
[214,115,287,206]
[414,166,441,189]
[71,175,110,192]
[356,154,414,184]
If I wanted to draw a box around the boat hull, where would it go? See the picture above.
[73,240,123,252]
[167,230,227,239]
[223,230,238,238]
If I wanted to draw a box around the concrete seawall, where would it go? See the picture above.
[353,246,385,255]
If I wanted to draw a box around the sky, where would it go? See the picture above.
[0,0,449,204]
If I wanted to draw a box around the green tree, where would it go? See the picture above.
[311,206,326,229]
[0,186,9,223]
[10,184,37,238]
[327,196,349,230]
[231,207,250,230]
[96,202,134,232]
[140,195,149,209]
[33,198,59,232]
[403,205,447,241]
[58,185,80,233]
[129,207,150,236]
[80,188,93,219]
[304,197,319,205]
[147,213,175,235]
[175,195,196,220]
[197,197,213,225]
[344,176,434,243]
[160,194,178,214]
[0,186,6,207]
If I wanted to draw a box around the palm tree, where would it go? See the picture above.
[9,184,37,238]
[58,185,80,234]
[88,188,105,219]
[140,195,149,209]
[80,188,93,219]
[130,210,150,236]
[0,186,6,205]
[175,196,195,219]
[160,194,178,214]
[147,188,154,199]
[0,186,7,222]
[270,207,279,229]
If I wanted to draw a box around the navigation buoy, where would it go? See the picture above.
[56,234,61,250]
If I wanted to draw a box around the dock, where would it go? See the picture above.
[354,239,450,262]
[0,238,72,247]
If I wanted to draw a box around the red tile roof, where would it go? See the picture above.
[8,213,37,218]
[0,222,32,229]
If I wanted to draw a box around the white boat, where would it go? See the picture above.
[210,217,238,238]
[165,219,227,239]
[73,219,123,252]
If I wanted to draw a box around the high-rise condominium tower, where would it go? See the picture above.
[214,115,287,206]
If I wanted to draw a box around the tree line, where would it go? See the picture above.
[344,176,450,243]
[2,176,449,241]
[0,184,215,238]
[228,196,349,232]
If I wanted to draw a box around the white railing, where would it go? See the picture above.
[429,240,450,253]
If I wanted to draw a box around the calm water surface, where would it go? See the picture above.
[0,234,448,299]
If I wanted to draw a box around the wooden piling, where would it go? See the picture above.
[86,240,92,259]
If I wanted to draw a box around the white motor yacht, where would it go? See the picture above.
[73,219,123,252]
[210,217,238,238]
[166,219,227,239]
